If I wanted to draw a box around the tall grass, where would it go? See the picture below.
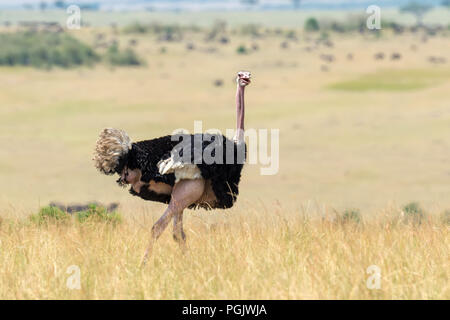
[0,205,448,299]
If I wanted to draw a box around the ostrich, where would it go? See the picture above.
[93,71,251,263]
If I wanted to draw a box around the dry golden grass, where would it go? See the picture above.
[0,205,448,299]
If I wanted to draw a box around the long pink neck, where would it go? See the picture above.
[235,84,245,142]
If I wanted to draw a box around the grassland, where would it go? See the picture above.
[0,11,449,299]
[0,205,448,299]
[329,69,450,91]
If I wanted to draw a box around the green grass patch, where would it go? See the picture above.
[30,206,71,225]
[105,43,142,66]
[441,210,450,225]
[31,203,122,225]
[328,69,450,92]
[74,204,122,224]
[336,208,362,224]
[402,202,427,225]
[305,17,320,32]
[236,44,249,54]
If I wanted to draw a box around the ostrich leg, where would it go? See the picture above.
[142,179,205,265]
[173,210,186,249]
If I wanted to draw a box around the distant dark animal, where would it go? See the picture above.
[128,39,138,47]
[159,32,182,42]
[205,47,218,54]
[93,71,251,265]
[391,53,402,60]
[95,33,105,41]
[280,41,289,49]
[320,54,335,63]
[186,42,195,50]
[428,56,447,64]
[374,52,385,60]
[323,40,334,48]
[391,23,404,34]
[49,201,119,214]
[219,36,229,44]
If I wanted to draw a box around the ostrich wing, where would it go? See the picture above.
[157,156,202,183]
[156,133,225,183]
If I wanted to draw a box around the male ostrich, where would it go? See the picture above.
[93,71,251,263]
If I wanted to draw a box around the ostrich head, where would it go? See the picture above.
[93,128,132,176]
[236,71,251,87]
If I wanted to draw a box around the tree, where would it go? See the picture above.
[400,1,433,26]
[240,0,259,6]
[442,0,450,8]
[54,0,66,9]
[305,17,319,32]
[39,1,48,11]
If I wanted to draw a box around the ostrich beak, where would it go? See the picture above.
[116,169,129,187]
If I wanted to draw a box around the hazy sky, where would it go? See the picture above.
[0,0,437,3]
[0,0,442,9]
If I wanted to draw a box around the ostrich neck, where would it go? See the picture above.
[235,84,245,142]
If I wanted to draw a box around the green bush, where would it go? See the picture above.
[122,22,186,41]
[74,204,122,225]
[316,14,368,33]
[30,206,70,225]
[31,204,122,225]
[319,31,329,40]
[122,22,148,34]
[285,30,297,39]
[402,202,426,225]
[236,45,248,54]
[105,44,142,66]
[239,24,262,37]
[0,31,145,68]
[0,31,100,68]
[441,210,450,225]
[305,17,320,32]
[337,209,362,224]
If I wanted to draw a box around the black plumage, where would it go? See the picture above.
[117,134,246,209]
